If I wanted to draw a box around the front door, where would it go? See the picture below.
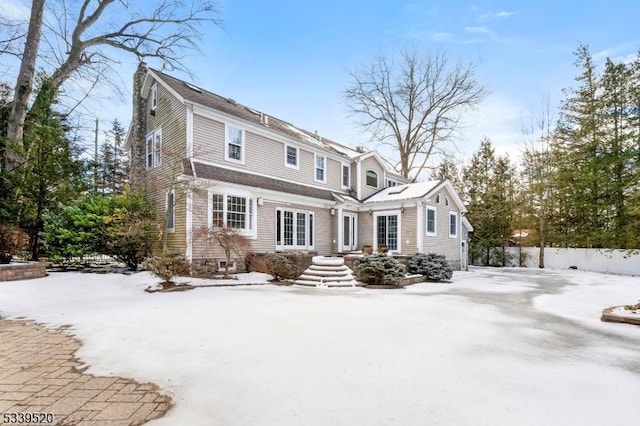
[343,213,357,252]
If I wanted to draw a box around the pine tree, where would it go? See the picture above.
[16,79,85,259]
[433,158,464,193]
[463,138,515,265]
[97,119,129,194]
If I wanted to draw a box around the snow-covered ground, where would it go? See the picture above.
[1,267,639,426]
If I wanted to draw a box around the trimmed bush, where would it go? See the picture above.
[144,253,191,285]
[407,253,453,282]
[265,254,299,280]
[354,253,405,286]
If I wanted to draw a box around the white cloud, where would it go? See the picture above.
[495,11,515,18]
[465,26,490,34]
[479,10,516,20]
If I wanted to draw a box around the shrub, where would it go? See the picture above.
[144,253,191,285]
[41,192,157,268]
[407,253,453,282]
[0,223,28,263]
[265,254,299,280]
[354,253,405,286]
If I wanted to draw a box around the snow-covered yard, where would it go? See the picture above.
[1,267,639,426]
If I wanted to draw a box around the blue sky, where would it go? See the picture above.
[1,0,639,167]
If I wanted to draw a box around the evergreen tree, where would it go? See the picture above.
[433,158,464,193]
[463,138,515,265]
[96,119,129,194]
[15,79,85,259]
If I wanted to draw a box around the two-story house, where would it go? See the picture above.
[126,64,472,274]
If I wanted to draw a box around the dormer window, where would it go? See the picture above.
[366,170,378,188]
[151,83,158,111]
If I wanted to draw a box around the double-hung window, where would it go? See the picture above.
[285,145,298,168]
[210,193,256,237]
[146,128,162,168]
[315,154,326,183]
[342,164,350,188]
[449,211,458,238]
[226,125,244,163]
[166,190,175,231]
[426,206,436,236]
[276,209,314,250]
[151,84,158,110]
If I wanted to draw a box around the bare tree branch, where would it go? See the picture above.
[7,0,223,150]
[345,48,487,181]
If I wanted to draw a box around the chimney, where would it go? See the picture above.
[356,145,366,153]
[129,62,148,190]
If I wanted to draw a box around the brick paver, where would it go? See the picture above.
[0,319,171,425]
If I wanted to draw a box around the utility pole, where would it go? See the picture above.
[94,118,98,192]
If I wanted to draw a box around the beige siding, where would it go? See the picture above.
[192,113,343,191]
[357,212,373,249]
[401,207,418,255]
[421,185,462,265]
[191,195,333,258]
[145,79,187,255]
[360,157,385,199]
[193,115,224,160]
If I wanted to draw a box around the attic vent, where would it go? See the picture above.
[389,186,408,195]
[356,145,366,153]
[260,113,269,126]
[227,98,237,105]
[183,82,202,93]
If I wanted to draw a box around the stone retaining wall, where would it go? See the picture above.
[0,262,47,282]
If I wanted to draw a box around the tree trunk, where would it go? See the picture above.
[538,217,545,268]
[7,0,46,147]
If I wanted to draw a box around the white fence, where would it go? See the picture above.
[505,247,640,276]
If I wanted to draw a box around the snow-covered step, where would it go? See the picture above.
[293,256,359,288]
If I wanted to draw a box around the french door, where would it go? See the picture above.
[342,213,357,251]
[375,214,399,252]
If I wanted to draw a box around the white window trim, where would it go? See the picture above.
[426,206,437,237]
[224,124,245,165]
[341,162,351,189]
[314,153,326,183]
[366,170,378,188]
[449,211,458,239]
[275,208,315,251]
[151,83,158,110]
[207,191,257,239]
[284,144,299,169]
[145,128,162,169]
[373,209,402,253]
[166,189,175,232]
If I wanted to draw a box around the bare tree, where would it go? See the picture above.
[520,95,555,268]
[345,48,486,181]
[6,0,45,147]
[6,0,222,147]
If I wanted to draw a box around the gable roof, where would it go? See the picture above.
[146,68,406,175]
[363,179,468,213]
